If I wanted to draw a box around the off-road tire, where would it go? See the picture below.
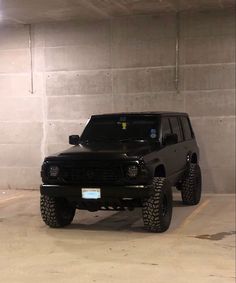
[40,195,76,228]
[180,163,202,205]
[142,177,173,233]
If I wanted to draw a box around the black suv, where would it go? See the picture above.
[40,112,202,232]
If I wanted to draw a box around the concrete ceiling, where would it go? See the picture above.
[0,0,235,24]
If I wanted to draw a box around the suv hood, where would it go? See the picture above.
[48,141,156,161]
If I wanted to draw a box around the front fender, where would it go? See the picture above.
[143,157,165,178]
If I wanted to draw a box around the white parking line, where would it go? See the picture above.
[176,199,211,233]
[0,194,25,204]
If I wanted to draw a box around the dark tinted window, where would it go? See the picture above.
[81,116,160,142]
[169,117,183,142]
[161,118,171,142]
[181,116,193,140]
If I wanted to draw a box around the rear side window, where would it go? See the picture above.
[181,116,193,140]
[161,118,171,141]
[169,117,184,143]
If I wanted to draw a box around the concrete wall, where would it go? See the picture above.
[0,9,235,192]
[0,25,43,189]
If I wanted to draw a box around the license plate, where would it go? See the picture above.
[82,188,101,199]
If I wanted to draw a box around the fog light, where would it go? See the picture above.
[49,166,59,177]
[127,165,138,178]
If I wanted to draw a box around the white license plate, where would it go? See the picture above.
[82,188,101,199]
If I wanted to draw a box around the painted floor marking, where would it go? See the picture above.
[176,199,211,233]
[0,194,25,204]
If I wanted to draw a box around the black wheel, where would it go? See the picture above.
[180,163,202,205]
[40,195,76,228]
[142,177,173,233]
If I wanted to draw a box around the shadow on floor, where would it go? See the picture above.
[172,200,186,207]
[67,200,187,233]
[69,209,144,232]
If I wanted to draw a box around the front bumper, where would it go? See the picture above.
[40,184,153,200]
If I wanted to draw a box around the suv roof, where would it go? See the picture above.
[92,111,188,118]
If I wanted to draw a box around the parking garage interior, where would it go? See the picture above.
[0,1,235,282]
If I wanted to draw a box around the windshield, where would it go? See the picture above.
[80,115,160,142]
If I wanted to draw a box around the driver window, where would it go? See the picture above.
[169,117,184,143]
[161,118,171,144]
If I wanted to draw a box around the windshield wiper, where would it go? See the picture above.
[82,137,118,143]
[119,138,146,142]
[82,137,147,143]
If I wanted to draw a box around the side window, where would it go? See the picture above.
[181,116,193,140]
[169,117,184,143]
[161,118,171,142]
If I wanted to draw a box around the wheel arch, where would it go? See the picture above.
[154,164,166,177]
[191,152,198,164]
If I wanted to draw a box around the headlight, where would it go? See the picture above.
[126,165,139,178]
[49,165,60,178]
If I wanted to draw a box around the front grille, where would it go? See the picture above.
[61,166,123,185]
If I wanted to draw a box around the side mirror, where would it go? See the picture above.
[163,133,178,146]
[69,135,80,145]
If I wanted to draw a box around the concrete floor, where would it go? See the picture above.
[0,190,235,283]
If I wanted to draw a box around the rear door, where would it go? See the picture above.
[180,115,197,162]
[169,116,186,175]
[157,117,178,178]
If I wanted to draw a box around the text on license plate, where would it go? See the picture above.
[82,188,101,199]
